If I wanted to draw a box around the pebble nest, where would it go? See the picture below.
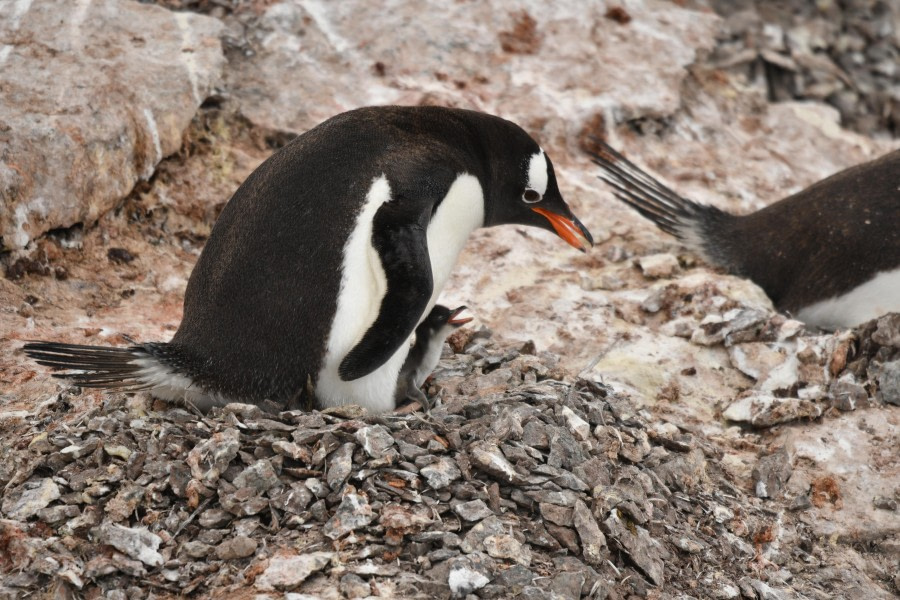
[2,321,898,599]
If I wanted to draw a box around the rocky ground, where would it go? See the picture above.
[1,0,899,598]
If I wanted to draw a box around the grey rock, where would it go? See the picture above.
[420,457,461,489]
[594,477,650,525]
[460,516,506,554]
[187,428,240,487]
[673,535,705,554]
[271,441,311,462]
[522,420,550,449]
[214,535,257,560]
[339,573,371,598]
[526,489,580,507]
[691,308,769,346]
[0,0,224,250]
[256,552,334,591]
[396,439,428,460]
[305,477,328,498]
[447,553,493,597]
[573,458,612,489]
[539,503,574,527]
[572,499,606,566]
[355,425,395,458]
[2,478,60,520]
[602,511,664,586]
[453,499,493,522]
[197,529,228,545]
[218,487,269,517]
[874,360,900,405]
[548,570,585,600]
[560,406,591,441]
[547,427,586,471]
[272,483,314,514]
[182,541,212,559]
[518,586,552,600]
[198,508,233,528]
[469,441,529,485]
[751,579,789,600]
[494,564,535,587]
[830,377,868,411]
[37,504,80,524]
[326,442,356,491]
[232,458,279,493]
[324,491,376,540]
[92,523,163,567]
[483,534,531,566]
[871,314,900,347]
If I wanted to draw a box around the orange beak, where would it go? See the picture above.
[531,207,593,252]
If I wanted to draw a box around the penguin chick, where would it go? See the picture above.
[394,304,472,411]
[25,106,593,413]
[588,139,900,330]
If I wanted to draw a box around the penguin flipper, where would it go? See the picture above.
[339,201,434,382]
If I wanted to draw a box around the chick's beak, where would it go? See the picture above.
[531,207,594,252]
[448,306,473,326]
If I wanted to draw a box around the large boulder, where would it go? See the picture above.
[0,0,224,250]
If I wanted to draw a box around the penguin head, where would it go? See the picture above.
[420,305,473,339]
[484,137,593,252]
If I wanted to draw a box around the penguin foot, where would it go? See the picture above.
[405,386,433,413]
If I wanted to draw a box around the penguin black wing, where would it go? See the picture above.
[338,162,460,382]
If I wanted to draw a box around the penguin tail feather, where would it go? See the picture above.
[586,138,726,247]
[22,341,166,391]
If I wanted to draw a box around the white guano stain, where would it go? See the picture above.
[0,0,35,66]
[141,108,163,179]
[174,11,201,104]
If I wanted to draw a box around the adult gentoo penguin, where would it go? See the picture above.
[24,106,592,412]
[588,139,900,330]
[394,304,472,410]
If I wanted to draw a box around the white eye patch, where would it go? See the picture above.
[526,150,548,197]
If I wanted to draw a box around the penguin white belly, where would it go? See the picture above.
[796,267,900,330]
[317,173,484,412]
[317,175,405,412]
[424,174,485,311]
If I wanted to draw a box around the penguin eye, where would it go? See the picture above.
[522,188,542,203]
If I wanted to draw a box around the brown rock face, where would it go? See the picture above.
[0,0,225,250]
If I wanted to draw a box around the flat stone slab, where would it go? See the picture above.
[0,0,224,250]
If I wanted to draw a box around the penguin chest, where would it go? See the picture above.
[315,173,484,412]
[425,174,485,309]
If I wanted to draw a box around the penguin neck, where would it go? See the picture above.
[413,324,455,387]
[401,326,432,378]
[425,173,485,309]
